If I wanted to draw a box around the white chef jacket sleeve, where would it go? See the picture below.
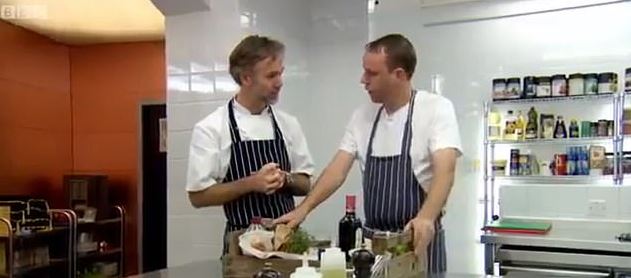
[287,117,315,176]
[338,110,359,157]
[429,98,463,156]
[186,124,222,192]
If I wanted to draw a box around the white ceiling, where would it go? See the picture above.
[0,0,164,45]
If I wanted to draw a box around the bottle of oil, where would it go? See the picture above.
[569,119,579,138]
[504,110,517,140]
[525,107,538,140]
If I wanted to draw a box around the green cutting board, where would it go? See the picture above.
[484,218,552,231]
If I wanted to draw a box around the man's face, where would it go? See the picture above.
[360,50,399,104]
[244,55,284,105]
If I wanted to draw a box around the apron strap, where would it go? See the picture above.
[365,106,384,157]
[366,90,417,157]
[400,90,417,155]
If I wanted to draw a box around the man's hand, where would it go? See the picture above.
[250,163,284,195]
[273,205,309,229]
[404,217,435,256]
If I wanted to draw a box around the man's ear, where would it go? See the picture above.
[393,68,408,81]
[240,72,252,86]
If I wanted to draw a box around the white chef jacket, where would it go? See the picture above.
[186,100,315,192]
[339,90,462,192]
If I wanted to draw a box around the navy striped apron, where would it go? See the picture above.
[362,90,447,274]
[221,99,295,253]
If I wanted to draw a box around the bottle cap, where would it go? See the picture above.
[345,195,356,211]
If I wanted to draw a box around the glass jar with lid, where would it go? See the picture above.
[492,78,507,100]
[568,73,584,96]
[598,72,617,94]
[552,74,568,97]
[506,77,521,99]
[536,76,552,97]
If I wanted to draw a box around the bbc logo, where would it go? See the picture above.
[1,4,48,20]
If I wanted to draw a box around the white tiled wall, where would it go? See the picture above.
[500,185,631,220]
[158,0,631,273]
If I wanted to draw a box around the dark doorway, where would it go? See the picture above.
[141,103,166,272]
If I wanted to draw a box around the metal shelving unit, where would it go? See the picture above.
[74,205,125,278]
[482,89,630,275]
[0,209,76,278]
[482,92,624,226]
[1,205,125,278]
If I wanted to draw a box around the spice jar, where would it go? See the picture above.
[536,76,552,97]
[568,73,584,96]
[552,74,568,97]
[506,77,521,99]
[584,73,598,95]
[523,76,537,98]
[493,78,506,100]
[598,72,617,94]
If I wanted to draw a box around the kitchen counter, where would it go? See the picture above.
[127,260,497,278]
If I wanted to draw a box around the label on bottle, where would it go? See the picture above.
[354,228,363,250]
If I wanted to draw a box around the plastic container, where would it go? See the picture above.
[568,73,584,96]
[492,160,507,176]
[320,247,346,278]
[290,254,322,278]
[488,108,502,141]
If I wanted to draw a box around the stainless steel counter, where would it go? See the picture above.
[481,219,631,276]
[127,260,497,278]
[481,223,631,252]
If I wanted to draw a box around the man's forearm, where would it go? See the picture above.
[298,151,355,213]
[188,177,255,208]
[285,173,311,196]
[300,167,345,212]
[417,173,454,221]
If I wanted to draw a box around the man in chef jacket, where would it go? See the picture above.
[274,34,462,273]
[185,35,315,253]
